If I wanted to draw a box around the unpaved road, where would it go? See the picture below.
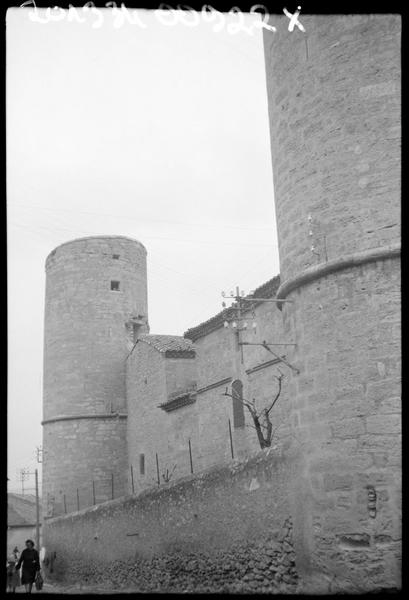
[13,582,134,594]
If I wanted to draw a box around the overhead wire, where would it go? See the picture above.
[7,201,275,233]
[8,218,275,248]
[9,220,223,301]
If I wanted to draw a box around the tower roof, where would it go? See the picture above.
[45,235,147,265]
[138,334,195,356]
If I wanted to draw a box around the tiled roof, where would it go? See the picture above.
[184,275,281,342]
[8,493,39,527]
[158,387,197,412]
[251,275,281,299]
[138,334,195,356]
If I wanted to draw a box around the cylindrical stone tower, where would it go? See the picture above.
[264,15,400,592]
[42,236,148,518]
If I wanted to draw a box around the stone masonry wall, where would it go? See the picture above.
[125,288,292,491]
[43,236,148,516]
[192,294,292,467]
[165,355,197,397]
[43,417,127,517]
[126,342,200,493]
[263,15,401,592]
[126,342,168,493]
[42,450,298,593]
[264,15,400,283]
[282,260,401,593]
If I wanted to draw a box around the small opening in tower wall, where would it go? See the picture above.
[111,280,120,291]
[112,254,120,259]
[139,454,145,475]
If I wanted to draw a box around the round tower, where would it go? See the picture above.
[42,236,148,517]
[264,15,400,592]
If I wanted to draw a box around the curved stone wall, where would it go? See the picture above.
[42,236,148,516]
[264,14,401,592]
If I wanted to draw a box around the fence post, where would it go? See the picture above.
[228,418,235,459]
[92,480,96,505]
[156,453,160,486]
[76,488,80,511]
[63,494,67,514]
[188,439,193,474]
[130,465,135,494]
[111,473,114,500]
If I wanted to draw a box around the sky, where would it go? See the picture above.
[6,6,279,495]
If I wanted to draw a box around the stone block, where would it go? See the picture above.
[324,473,354,492]
[378,396,401,414]
[366,414,400,434]
[366,379,401,404]
[331,417,365,438]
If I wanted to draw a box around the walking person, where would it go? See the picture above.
[15,540,40,594]
[12,548,20,562]
[6,551,20,593]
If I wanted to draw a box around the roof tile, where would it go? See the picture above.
[139,334,195,354]
[184,275,280,341]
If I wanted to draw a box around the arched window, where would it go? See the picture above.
[232,379,245,428]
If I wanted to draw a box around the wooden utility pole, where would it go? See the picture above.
[19,468,29,495]
[235,286,244,364]
[35,469,40,549]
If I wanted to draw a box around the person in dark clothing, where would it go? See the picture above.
[15,540,40,594]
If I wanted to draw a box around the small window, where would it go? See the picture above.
[139,454,145,475]
[111,280,120,291]
[112,254,120,259]
[232,379,245,428]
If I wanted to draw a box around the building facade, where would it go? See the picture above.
[42,14,400,592]
[126,276,292,494]
[262,13,401,591]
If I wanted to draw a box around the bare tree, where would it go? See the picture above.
[223,372,284,449]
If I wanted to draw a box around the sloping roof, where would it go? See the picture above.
[8,493,38,527]
[184,275,281,342]
[158,387,197,412]
[250,275,281,299]
[138,334,195,356]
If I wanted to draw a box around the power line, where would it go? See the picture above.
[8,219,276,247]
[7,201,275,233]
[9,220,223,302]
[9,221,276,309]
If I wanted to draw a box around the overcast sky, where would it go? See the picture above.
[7,7,279,494]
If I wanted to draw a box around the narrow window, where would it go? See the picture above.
[110,280,120,291]
[139,454,145,475]
[232,379,245,428]
[112,254,120,259]
[133,323,139,342]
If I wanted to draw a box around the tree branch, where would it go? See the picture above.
[266,374,283,416]
[222,390,256,414]
[223,377,285,450]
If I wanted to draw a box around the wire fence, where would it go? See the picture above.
[46,420,237,518]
